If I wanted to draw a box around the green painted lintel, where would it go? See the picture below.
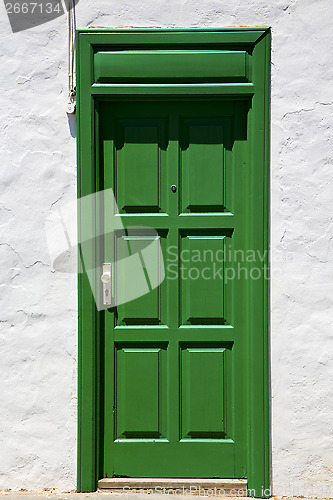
[77,29,268,47]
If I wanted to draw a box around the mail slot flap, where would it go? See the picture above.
[94,50,248,83]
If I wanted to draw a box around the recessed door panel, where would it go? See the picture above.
[115,346,167,439]
[115,119,167,213]
[115,233,167,326]
[181,346,227,439]
[180,119,226,213]
[180,234,227,325]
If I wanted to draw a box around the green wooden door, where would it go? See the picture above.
[77,27,270,496]
[101,99,249,478]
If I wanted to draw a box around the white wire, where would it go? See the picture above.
[68,0,76,98]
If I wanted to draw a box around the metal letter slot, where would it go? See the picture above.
[101,263,112,306]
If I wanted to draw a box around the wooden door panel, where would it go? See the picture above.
[180,119,228,213]
[115,118,168,214]
[115,233,167,326]
[180,234,227,325]
[112,440,235,478]
[115,345,167,440]
[181,347,226,439]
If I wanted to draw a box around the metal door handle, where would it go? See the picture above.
[101,263,112,306]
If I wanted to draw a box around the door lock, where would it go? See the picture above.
[101,263,112,306]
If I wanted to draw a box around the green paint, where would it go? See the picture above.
[94,50,247,82]
[77,28,270,497]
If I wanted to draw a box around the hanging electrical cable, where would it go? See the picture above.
[66,0,76,114]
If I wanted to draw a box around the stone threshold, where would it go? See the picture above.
[98,478,247,496]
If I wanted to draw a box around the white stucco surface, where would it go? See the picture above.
[0,0,333,496]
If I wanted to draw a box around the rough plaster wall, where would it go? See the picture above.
[0,0,333,495]
[0,12,78,490]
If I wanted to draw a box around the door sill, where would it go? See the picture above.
[98,478,247,496]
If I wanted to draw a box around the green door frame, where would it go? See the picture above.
[76,27,270,497]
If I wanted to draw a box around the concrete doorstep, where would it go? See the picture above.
[98,478,247,497]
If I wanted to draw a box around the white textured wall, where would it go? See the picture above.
[1,0,333,495]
